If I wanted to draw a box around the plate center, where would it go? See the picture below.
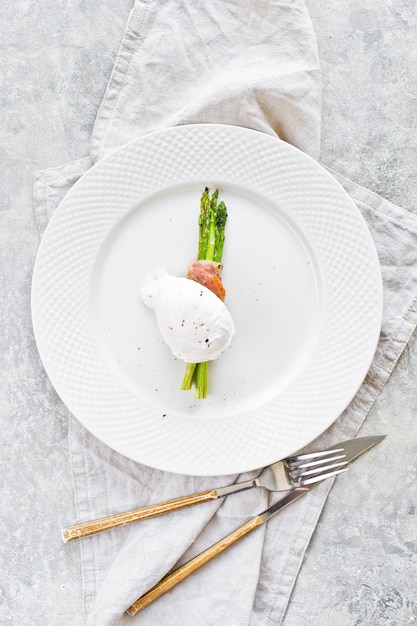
[90,184,323,417]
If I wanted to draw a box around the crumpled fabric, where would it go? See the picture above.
[32,1,417,624]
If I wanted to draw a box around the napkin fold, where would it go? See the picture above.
[33,1,417,624]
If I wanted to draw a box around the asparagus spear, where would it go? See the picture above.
[214,201,227,263]
[181,188,228,398]
[197,188,211,261]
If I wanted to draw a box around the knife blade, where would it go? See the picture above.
[127,434,384,616]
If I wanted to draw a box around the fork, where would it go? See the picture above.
[61,446,347,543]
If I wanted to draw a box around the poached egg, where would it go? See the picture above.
[141,270,235,363]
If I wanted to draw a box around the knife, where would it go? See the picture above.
[127,434,384,617]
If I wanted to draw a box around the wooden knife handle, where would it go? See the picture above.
[126,515,264,617]
[61,489,219,543]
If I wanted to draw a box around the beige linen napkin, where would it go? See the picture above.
[33,1,417,624]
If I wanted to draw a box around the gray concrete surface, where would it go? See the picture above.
[1,1,416,624]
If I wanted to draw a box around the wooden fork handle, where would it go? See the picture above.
[61,489,219,543]
[126,515,264,617]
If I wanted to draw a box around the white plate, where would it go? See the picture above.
[31,124,382,476]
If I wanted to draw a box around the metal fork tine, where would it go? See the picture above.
[291,453,346,471]
[287,447,344,463]
[300,466,349,486]
[283,446,349,491]
[295,459,348,478]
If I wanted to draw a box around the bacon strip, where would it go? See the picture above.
[188,259,226,301]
